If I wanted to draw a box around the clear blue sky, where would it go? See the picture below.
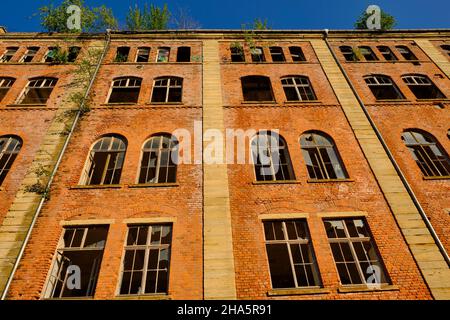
[0,0,449,32]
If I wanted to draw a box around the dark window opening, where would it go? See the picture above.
[19,77,57,104]
[281,76,317,101]
[231,45,245,62]
[108,77,142,104]
[151,77,183,103]
[364,75,405,100]
[402,75,445,99]
[176,47,191,62]
[241,76,274,102]
[441,45,450,57]
[377,46,398,61]
[359,46,378,61]
[156,47,170,63]
[270,47,285,62]
[289,47,306,62]
[0,77,15,102]
[340,46,358,62]
[396,46,418,61]
[68,47,81,62]
[136,47,150,62]
[0,47,18,63]
[21,47,39,63]
[251,47,265,62]
[115,47,130,63]
[0,135,22,185]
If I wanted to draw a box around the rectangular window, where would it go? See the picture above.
[68,46,81,62]
[289,47,306,62]
[119,224,172,296]
[270,47,286,62]
[0,47,18,63]
[324,218,389,286]
[19,78,57,104]
[44,226,109,299]
[264,220,321,289]
[231,45,245,62]
[377,46,398,61]
[20,47,39,63]
[136,47,150,62]
[251,47,265,62]
[156,47,170,63]
[44,47,57,63]
[176,47,191,62]
[115,47,130,62]
[0,78,15,102]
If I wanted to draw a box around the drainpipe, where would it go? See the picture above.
[322,31,450,266]
[1,30,112,300]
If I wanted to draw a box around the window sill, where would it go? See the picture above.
[145,102,184,106]
[109,62,200,65]
[267,287,330,296]
[374,99,410,103]
[42,297,95,300]
[346,60,426,64]
[100,103,137,106]
[128,183,179,188]
[416,98,450,102]
[7,104,47,107]
[70,185,123,190]
[284,100,322,105]
[115,294,171,300]
[242,101,277,105]
[423,176,450,181]
[307,179,354,183]
[252,180,300,185]
[338,284,399,294]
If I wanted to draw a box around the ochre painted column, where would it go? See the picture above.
[202,39,237,300]
[311,39,450,300]
[416,39,450,78]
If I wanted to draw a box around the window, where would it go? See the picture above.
[364,75,405,100]
[44,47,58,63]
[18,77,57,104]
[377,46,398,61]
[251,131,295,182]
[115,47,130,62]
[151,77,183,103]
[0,136,22,185]
[251,47,265,62]
[156,47,170,63]
[300,131,348,180]
[441,45,450,57]
[176,47,191,62]
[402,130,450,177]
[80,135,127,185]
[68,46,81,62]
[230,45,245,62]
[340,46,358,62]
[396,46,418,61]
[402,75,445,99]
[0,77,15,102]
[0,47,18,63]
[289,46,306,62]
[264,220,321,289]
[20,47,39,63]
[359,46,378,61]
[108,77,142,104]
[324,218,389,286]
[241,76,274,102]
[136,47,150,62]
[119,224,172,296]
[269,47,285,62]
[44,226,109,299]
[281,76,317,101]
[139,135,178,184]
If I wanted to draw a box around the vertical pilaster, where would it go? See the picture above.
[416,39,450,78]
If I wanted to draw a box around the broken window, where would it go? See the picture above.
[359,46,378,61]
[0,135,22,186]
[300,131,348,180]
[269,47,286,62]
[281,76,317,101]
[0,47,18,63]
[43,225,109,299]
[396,46,418,61]
[81,135,127,185]
[139,135,178,184]
[241,76,274,102]
[115,47,130,62]
[136,47,150,62]
[340,46,358,62]
[364,75,405,100]
[44,47,58,63]
[68,46,81,62]
[289,46,306,62]
[108,77,142,104]
[18,77,57,104]
[230,45,245,62]
[264,220,321,289]
[251,131,295,182]
[20,47,39,63]
[441,45,450,57]
[119,224,172,296]
[176,46,191,62]
[251,47,265,62]
[156,47,170,63]
[402,130,450,177]
[402,75,445,99]
[324,218,389,286]
[0,77,15,102]
[151,77,183,103]
[377,46,398,61]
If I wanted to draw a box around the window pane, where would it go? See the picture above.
[266,244,295,288]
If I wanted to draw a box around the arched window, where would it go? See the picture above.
[402,75,445,99]
[0,77,15,102]
[251,131,295,182]
[441,45,450,57]
[18,77,57,104]
[138,134,178,184]
[241,76,274,102]
[281,76,317,101]
[81,135,127,185]
[396,46,417,61]
[0,135,22,185]
[340,46,358,62]
[300,131,348,180]
[358,46,378,61]
[402,130,450,177]
[151,77,183,103]
[108,77,142,104]
[364,75,405,100]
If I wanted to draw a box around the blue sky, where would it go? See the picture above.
[0,0,449,31]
